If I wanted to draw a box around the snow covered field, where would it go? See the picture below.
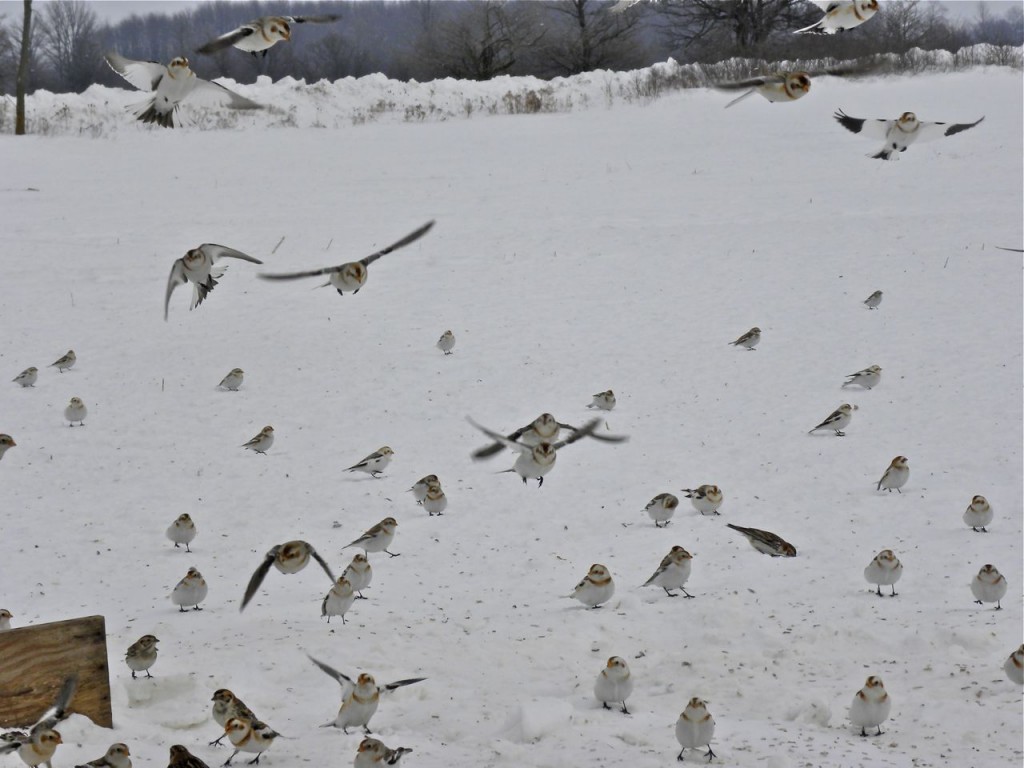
[1,63,1022,768]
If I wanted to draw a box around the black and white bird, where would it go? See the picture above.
[808,403,856,436]
[196,15,342,57]
[470,412,626,459]
[105,54,261,128]
[240,541,336,612]
[0,675,77,768]
[795,0,879,35]
[73,743,131,768]
[842,365,881,390]
[726,524,797,557]
[308,656,426,734]
[718,72,812,108]
[354,737,412,767]
[833,109,984,160]
[164,244,263,320]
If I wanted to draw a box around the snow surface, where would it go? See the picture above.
[1,63,1022,768]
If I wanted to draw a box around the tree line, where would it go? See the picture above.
[1,0,1021,96]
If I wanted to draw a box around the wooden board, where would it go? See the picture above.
[0,615,112,728]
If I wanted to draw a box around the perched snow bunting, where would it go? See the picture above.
[354,737,412,767]
[241,426,274,455]
[210,690,258,747]
[849,676,891,736]
[219,368,244,391]
[74,742,131,768]
[196,14,341,57]
[436,330,456,355]
[1005,645,1024,685]
[471,412,626,459]
[164,243,263,320]
[877,456,909,493]
[675,697,716,762]
[12,367,37,387]
[795,0,878,34]
[642,546,693,598]
[834,109,984,160]
[963,495,992,532]
[125,634,159,679]
[0,674,76,768]
[342,553,373,599]
[344,517,399,557]
[408,474,438,503]
[346,447,394,477]
[726,524,797,557]
[586,390,616,410]
[645,493,679,528]
[863,290,883,309]
[223,717,279,765]
[842,365,881,390]
[729,327,760,349]
[0,609,12,630]
[719,71,811,108]
[681,485,723,516]
[64,397,87,427]
[0,434,16,461]
[322,577,355,624]
[105,54,261,128]
[166,513,197,552]
[308,656,426,734]
[171,567,208,611]
[168,745,211,768]
[50,350,76,373]
[971,564,1007,609]
[808,403,855,436]
[864,549,902,597]
[259,221,435,296]
[422,482,447,516]
[567,564,615,608]
[240,540,336,612]
[594,656,634,714]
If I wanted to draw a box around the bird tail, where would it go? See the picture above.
[793,20,827,34]
[132,97,176,128]
[871,148,896,161]
[724,89,756,109]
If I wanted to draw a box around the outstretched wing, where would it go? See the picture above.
[913,116,985,145]
[199,244,264,265]
[190,78,263,111]
[381,677,427,693]
[196,24,257,55]
[553,418,616,450]
[471,422,533,459]
[360,220,437,266]
[833,109,893,140]
[288,14,342,24]
[31,674,78,735]
[558,421,629,446]
[715,75,777,90]
[105,52,165,91]
[308,655,355,693]
[309,546,337,584]
[164,259,187,321]
[467,417,531,458]
[240,548,279,612]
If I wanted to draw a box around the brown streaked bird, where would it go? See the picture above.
[729,326,760,349]
[0,434,16,461]
[210,690,259,747]
[74,743,131,768]
[125,634,159,679]
[241,426,274,455]
[726,524,797,557]
[223,717,280,766]
[240,540,336,612]
[168,745,211,768]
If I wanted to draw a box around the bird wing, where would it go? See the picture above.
[467,418,531,457]
[715,75,776,90]
[726,523,752,536]
[346,450,381,470]
[381,677,427,694]
[287,14,342,24]
[199,244,264,265]
[833,109,894,140]
[189,78,263,110]
[471,423,532,459]
[813,409,843,428]
[195,24,257,55]
[553,418,603,450]
[556,420,628,449]
[913,116,984,144]
[164,258,188,321]
[359,220,436,266]
[105,52,166,91]
[307,655,355,694]
[30,674,78,734]
[240,547,279,611]
[309,546,337,583]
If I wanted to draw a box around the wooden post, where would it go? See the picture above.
[0,615,112,728]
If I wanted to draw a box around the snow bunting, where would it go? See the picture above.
[223,717,279,766]
[344,518,399,557]
[346,446,394,477]
[594,656,634,714]
[877,456,909,493]
[586,390,616,410]
[125,634,158,679]
[308,656,426,734]
[0,674,77,768]
[322,577,355,624]
[74,743,131,768]
[210,690,258,747]
[681,485,723,516]
[259,221,435,297]
[808,403,855,436]
[49,350,76,373]
[719,72,811,108]
[675,697,716,762]
[64,397,87,426]
[408,474,438,503]
[833,109,984,160]
[196,14,341,57]
[422,481,447,516]
[726,524,797,557]
[642,546,693,598]
[219,369,244,391]
[436,330,456,355]
[863,290,883,309]
[240,540,336,612]
[168,745,211,768]
[105,54,261,128]
[729,327,760,350]
[0,434,16,461]
[864,549,902,597]
[1005,645,1024,685]
[171,567,208,611]
[842,365,881,390]
[342,553,373,599]
[795,0,878,34]
[645,493,679,528]
[164,243,263,320]
[963,495,992,532]
[241,426,274,455]
[166,513,197,552]
[0,609,12,630]
[354,737,411,767]
[12,367,37,387]
[471,413,626,459]
[567,564,615,608]
[849,676,890,736]
[971,564,1007,610]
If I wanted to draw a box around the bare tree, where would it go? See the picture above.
[36,0,102,92]
[16,0,30,134]
[423,1,545,80]
[543,0,646,75]
[657,0,815,57]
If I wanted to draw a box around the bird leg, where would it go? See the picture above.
[385,549,400,558]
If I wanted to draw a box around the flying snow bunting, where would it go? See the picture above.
[833,109,984,160]
[308,656,426,734]
[196,14,341,57]
[164,244,263,320]
[795,0,879,34]
[240,540,336,611]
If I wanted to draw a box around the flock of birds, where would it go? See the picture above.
[1,1,1019,767]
